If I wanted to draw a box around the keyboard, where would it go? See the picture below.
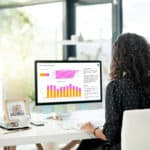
[57,109,105,130]
[58,120,104,130]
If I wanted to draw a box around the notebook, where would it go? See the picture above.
[0,121,30,130]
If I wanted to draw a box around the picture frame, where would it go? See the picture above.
[3,99,30,122]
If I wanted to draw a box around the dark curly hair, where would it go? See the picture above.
[110,33,150,89]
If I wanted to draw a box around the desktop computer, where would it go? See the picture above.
[35,60,102,105]
[34,60,103,124]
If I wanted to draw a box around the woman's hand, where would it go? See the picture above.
[81,122,107,141]
[80,122,95,134]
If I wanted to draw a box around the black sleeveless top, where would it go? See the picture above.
[103,79,150,145]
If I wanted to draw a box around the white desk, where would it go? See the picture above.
[0,109,105,150]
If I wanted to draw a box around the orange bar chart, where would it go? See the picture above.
[40,73,50,77]
[47,84,82,98]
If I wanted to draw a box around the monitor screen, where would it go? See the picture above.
[35,60,102,105]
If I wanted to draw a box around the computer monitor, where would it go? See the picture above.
[34,60,102,106]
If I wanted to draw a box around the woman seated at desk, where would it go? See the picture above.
[77,33,150,150]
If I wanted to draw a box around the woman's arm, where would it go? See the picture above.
[81,122,107,141]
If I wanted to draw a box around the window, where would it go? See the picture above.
[73,3,112,108]
[76,4,112,40]
[76,3,112,91]
[123,0,150,41]
[0,2,63,104]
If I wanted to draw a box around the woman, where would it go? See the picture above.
[77,33,150,150]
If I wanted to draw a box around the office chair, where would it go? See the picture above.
[121,109,150,150]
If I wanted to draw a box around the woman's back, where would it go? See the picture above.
[103,79,150,145]
[109,79,150,110]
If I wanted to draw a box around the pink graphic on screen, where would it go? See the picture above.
[56,70,78,79]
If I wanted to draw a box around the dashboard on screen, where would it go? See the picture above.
[35,61,102,105]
